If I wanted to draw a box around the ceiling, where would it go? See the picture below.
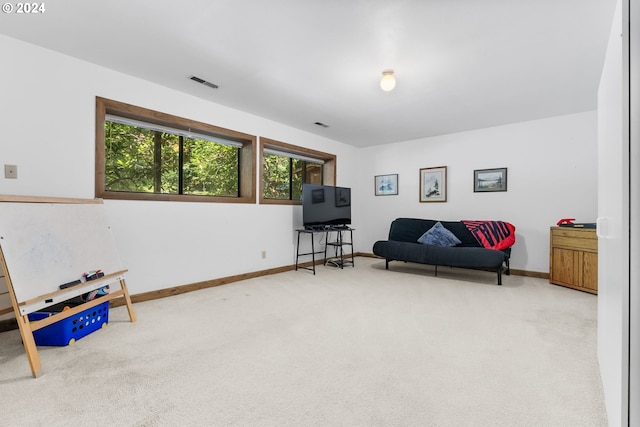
[0,0,617,147]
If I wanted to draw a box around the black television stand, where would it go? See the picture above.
[295,226,354,274]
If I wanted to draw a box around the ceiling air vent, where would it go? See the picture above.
[190,75,219,89]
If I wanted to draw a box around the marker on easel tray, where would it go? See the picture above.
[59,279,82,290]
[84,271,98,281]
[80,269,109,302]
[83,269,105,281]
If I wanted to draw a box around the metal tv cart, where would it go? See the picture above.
[295,226,354,275]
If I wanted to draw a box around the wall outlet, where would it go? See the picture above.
[4,164,17,179]
[261,250,267,259]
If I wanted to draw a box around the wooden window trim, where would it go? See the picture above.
[95,97,256,203]
[259,137,336,205]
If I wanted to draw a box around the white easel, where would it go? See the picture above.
[0,195,136,378]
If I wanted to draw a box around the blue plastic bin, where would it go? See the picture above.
[28,301,109,346]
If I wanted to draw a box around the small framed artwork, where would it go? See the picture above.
[474,167,507,192]
[420,166,447,202]
[375,174,398,196]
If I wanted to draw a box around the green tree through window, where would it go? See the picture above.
[262,152,323,200]
[259,137,336,205]
[104,121,239,197]
[96,97,256,203]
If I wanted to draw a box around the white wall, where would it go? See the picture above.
[357,112,598,273]
[598,1,629,426]
[0,34,359,297]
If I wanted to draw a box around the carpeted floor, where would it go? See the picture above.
[0,257,607,426]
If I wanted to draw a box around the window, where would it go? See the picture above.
[96,98,256,203]
[260,138,336,205]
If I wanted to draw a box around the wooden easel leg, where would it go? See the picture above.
[1,249,42,377]
[119,278,136,323]
[16,314,42,377]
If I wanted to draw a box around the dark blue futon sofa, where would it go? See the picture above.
[372,218,513,285]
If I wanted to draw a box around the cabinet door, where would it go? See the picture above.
[581,252,598,292]
[551,248,575,286]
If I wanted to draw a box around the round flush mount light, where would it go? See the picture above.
[380,69,396,92]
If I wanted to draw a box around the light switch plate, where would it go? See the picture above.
[4,164,17,179]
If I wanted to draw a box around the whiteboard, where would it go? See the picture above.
[0,202,123,303]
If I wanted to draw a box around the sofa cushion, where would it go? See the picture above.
[417,222,462,247]
[372,240,506,269]
[389,218,438,243]
[439,221,479,247]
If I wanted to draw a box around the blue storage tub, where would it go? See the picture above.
[28,301,109,346]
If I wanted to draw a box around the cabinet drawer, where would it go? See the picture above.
[551,227,596,239]
[551,235,597,251]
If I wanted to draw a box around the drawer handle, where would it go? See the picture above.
[596,217,607,239]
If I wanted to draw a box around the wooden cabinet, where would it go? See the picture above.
[549,227,598,294]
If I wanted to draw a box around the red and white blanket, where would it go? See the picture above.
[462,220,516,251]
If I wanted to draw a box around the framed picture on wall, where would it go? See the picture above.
[420,166,447,202]
[375,174,398,196]
[474,167,507,192]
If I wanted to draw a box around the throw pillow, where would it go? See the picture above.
[417,222,462,247]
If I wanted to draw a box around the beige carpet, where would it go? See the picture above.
[0,257,607,426]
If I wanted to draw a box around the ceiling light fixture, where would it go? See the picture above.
[380,69,396,92]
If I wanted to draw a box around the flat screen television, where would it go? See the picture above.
[302,184,351,229]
